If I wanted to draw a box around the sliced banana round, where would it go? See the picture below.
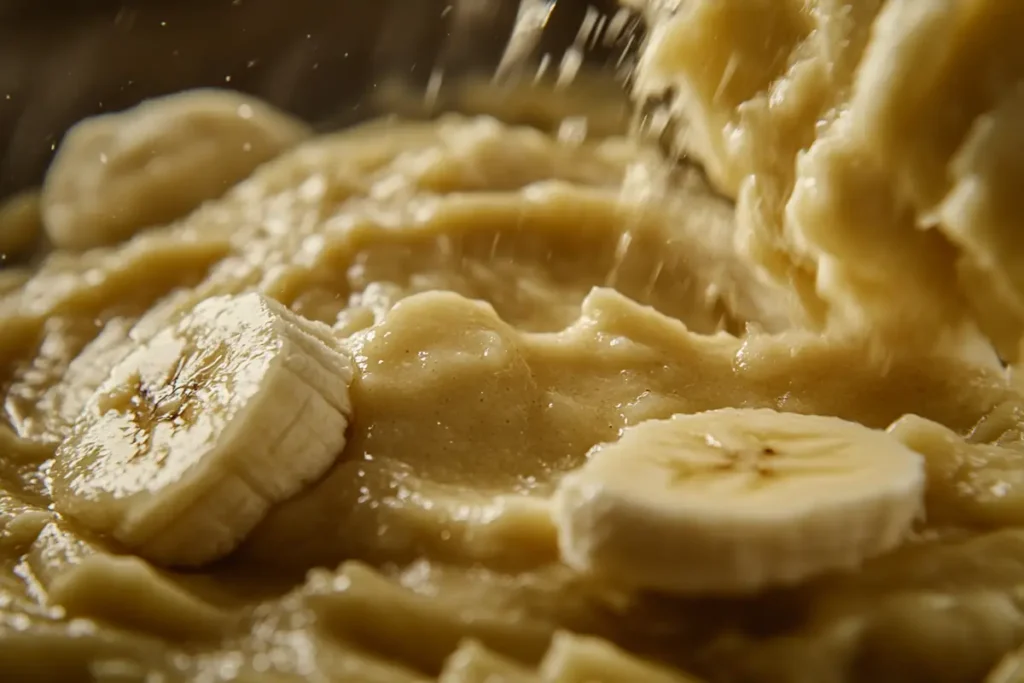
[51,292,354,567]
[42,89,311,250]
[552,408,925,595]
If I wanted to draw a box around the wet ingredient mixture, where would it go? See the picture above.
[4,2,1024,682]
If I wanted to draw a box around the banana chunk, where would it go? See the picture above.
[51,292,354,567]
[42,89,311,250]
[553,408,925,595]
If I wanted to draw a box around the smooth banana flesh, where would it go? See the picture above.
[554,408,925,594]
[50,292,354,567]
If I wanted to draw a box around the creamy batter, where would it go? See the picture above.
[3,2,1024,682]
[634,0,1024,361]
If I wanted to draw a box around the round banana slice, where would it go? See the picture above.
[552,408,925,595]
[42,89,311,250]
[51,292,354,567]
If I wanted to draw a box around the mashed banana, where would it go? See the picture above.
[3,1,1024,681]
[634,0,1024,361]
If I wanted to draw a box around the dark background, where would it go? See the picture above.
[0,0,639,203]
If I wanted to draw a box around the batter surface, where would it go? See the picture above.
[3,2,1024,681]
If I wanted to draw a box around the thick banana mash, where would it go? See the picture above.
[4,1,1024,682]
[634,0,1024,361]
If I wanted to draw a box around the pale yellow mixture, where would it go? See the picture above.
[635,0,1024,360]
[3,1,1024,682]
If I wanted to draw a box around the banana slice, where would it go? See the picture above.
[552,408,925,595]
[51,292,354,567]
[42,89,311,250]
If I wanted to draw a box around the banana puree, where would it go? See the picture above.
[4,1,1024,681]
